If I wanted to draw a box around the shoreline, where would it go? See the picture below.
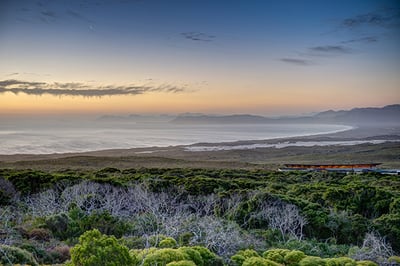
[0,124,399,168]
[1,123,355,156]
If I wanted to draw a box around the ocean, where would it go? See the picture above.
[0,122,352,155]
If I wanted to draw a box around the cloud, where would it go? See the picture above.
[280,58,313,66]
[39,10,57,23]
[67,9,92,23]
[0,80,186,97]
[341,36,378,44]
[6,73,19,76]
[309,45,352,54]
[342,8,400,29]
[181,32,216,42]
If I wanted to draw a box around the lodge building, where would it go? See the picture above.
[279,163,381,173]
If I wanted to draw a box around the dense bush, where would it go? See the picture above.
[263,249,291,263]
[70,229,134,266]
[284,250,307,266]
[231,249,260,266]
[141,248,187,266]
[178,247,204,266]
[0,168,399,264]
[299,256,326,266]
[242,257,281,266]
[159,237,178,248]
[166,260,197,266]
[0,244,39,266]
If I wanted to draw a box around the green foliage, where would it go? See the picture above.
[0,177,16,205]
[159,237,178,248]
[1,167,400,262]
[276,239,350,258]
[120,236,147,249]
[284,250,306,266]
[263,249,291,263]
[324,257,356,266]
[5,170,54,195]
[45,207,130,241]
[388,256,400,263]
[373,213,400,251]
[166,260,197,266]
[242,256,281,266]
[45,212,71,239]
[0,244,39,266]
[70,229,134,266]
[231,249,260,266]
[142,248,187,266]
[191,246,224,266]
[178,247,204,266]
[299,256,326,266]
[355,261,377,266]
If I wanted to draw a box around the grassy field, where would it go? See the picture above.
[0,141,398,171]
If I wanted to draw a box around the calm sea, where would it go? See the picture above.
[0,123,352,154]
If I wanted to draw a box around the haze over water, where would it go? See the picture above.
[0,122,351,154]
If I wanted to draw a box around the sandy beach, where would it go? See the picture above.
[0,124,398,170]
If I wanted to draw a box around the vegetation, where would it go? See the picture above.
[0,168,399,265]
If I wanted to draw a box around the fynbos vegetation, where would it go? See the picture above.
[0,168,398,265]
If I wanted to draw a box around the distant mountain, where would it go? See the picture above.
[97,114,175,123]
[313,104,400,124]
[171,104,400,125]
[171,114,273,124]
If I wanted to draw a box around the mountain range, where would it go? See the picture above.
[171,104,400,125]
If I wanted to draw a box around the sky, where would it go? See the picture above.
[0,0,399,117]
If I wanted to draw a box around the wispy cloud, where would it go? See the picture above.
[341,36,378,44]
[342,8,400,29]
[309,45,352,55]
[0,80,186,97]
[181,32,216,42]
[39,10,57,23]
[67,9,92,23]
[280,58,313,66]
[6,73,19,76]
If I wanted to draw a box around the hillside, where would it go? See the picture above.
[171,104,400,125]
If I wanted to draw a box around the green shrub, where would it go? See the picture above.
[263,249,291,263]
[46,208,130,241]
[148,234,168,247]
[231,249,260,266]
[324,257,356,266]
[299,256,326,266]
[278,239,350,258]
[191,246,224,266]
[0,244,39,266]
[18,242,54,264]
[166,260,197,266]
[388,256,400,263]
[178,232,194,246]
[70,229,134,266]
[142,248,187,266]
[159,237,178,248]
[284,250,306,266]
[45,212,71,239]
[130,247,158,265]
[120,236,146,249]
[178,247,204,266]
[0,177,17,205]
[355,260,378,266]
[242,256,281,266]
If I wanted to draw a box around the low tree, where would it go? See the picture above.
[70,229,134,266]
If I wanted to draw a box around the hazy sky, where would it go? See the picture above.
[0,0,399,116]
